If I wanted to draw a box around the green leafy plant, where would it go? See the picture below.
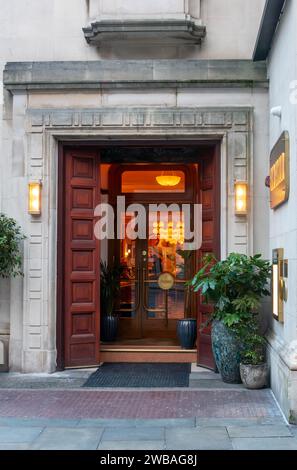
[190,253,271,330]
[240,321,266,365]
[100,261,121,316]
[0,213,25,278]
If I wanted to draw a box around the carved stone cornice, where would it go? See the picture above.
[83,18,206,46]
[27,107,251,131]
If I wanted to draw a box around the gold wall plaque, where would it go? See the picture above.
[158,272,175,291]
[270,131,290,209]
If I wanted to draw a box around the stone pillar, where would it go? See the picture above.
[22,125,56,373]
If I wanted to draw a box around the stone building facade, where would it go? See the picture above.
[253,0,297,424]
[0,0,295,423]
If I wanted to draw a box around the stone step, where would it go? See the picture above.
[189,378,245,389]
[189,365,245,389]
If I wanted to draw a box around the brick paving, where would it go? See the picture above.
[1,369,296,450]
[0,389,281,420]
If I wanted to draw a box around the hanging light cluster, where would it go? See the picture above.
[152,221,184,244]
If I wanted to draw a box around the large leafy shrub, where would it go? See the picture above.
[190,253,271,329]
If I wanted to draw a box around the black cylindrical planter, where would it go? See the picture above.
[177,319,197,349]
[101,316,118,342]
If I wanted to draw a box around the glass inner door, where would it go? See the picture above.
[116,208,193,342]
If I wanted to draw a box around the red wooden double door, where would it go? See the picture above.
[59,147,220,369]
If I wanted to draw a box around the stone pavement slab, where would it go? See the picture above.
[0,426,43,444]
[102,426,164,441]
[196,417,285,427]
[0,417,295,450]
[232,437,297,450]
[0,443,31,450]
[98,440,165,450]
[189,379,245,389]
[0,370,95,389]
[78,418,195,428]
[0,417,80,428]
[227,424,293,438]
[29,427,104,450]
[165,426,232,450]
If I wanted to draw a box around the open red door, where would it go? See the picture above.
[197,148,220,370]
[63,148,101,368]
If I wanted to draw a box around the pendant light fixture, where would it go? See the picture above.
[156,171,181,187]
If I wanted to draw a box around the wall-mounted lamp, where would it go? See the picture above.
[28,182,42,215]
[235,181,248,216]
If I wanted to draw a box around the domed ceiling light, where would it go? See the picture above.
[156,172,181,187]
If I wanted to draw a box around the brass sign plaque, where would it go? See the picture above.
[272,248,284,323]
[270,131,290,209]
[158,272,175,291]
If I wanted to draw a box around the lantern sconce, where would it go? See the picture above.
[28,182,42,215]
[235,181,248,216]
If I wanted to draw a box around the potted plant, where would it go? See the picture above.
[190,253,271,383]
[240,322,269,389]
[176,249,197,350]
[100,261,121,342]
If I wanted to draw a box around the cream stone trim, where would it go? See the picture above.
[19,105,253,372]
[267,329,297,371]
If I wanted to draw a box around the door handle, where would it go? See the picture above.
[142,268,166,313]
[142,268,169,326]
[115,267,141,313]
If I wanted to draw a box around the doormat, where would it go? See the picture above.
[83,363,191,388]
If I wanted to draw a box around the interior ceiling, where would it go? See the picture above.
[121,170,185,192]
[101,146,213,163]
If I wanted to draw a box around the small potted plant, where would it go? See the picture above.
[176,250,197,350]
[240,323,269,389]
[100,261,121,342]
[190,253,271,383]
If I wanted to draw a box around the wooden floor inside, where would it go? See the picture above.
[100,342,197,363]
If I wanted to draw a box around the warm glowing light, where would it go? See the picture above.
[273,264,279,317]
[156,174,181,187]
[28,182,41,215]
[235,181,248,215]
[152,221,185,244]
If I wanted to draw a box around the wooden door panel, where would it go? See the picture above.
[198,148,220,369]
[64,149,100,367]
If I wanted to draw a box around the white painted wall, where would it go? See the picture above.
[267,0,297,422]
